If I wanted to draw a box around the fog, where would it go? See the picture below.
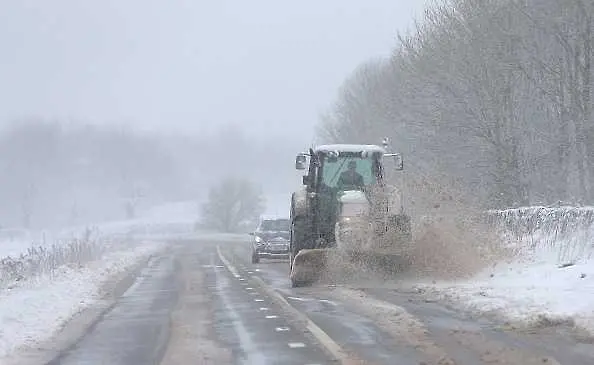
[0,1,425,229]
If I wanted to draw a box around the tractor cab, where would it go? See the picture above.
[293,142,404,247]
[295,144,403,195]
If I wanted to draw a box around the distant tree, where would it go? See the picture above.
[200,177,265,232]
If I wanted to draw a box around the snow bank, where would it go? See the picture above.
[416,206,594,333]
[0,239,165,359]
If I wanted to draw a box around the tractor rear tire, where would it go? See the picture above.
[289,217,312,287]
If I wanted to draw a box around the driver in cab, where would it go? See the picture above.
[337,160,365,190]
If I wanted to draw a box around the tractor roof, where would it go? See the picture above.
[313,144,386,154]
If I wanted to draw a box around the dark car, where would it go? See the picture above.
[249,218,290,263]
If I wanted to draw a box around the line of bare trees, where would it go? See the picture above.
[0,120,302,230]
[318,0,594,210]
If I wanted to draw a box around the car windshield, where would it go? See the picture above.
[259,219,290,231]
[322,155,377,188]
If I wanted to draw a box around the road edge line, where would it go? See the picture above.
[216,245,349,363]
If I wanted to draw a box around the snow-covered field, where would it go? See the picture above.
[417,206,594,333]
[0,202,198,360]
[0,199,253,360]
[0,241,165,359]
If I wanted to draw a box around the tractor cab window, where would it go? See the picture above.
[321,154,378,189]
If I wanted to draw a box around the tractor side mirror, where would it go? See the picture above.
[248,232,255,236]
[384,153,404,170]
[295,154,307,170]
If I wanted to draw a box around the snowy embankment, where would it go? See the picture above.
[418,206,594,332]
[0,223,168,359]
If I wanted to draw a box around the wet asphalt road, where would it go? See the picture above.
[45,237,594,365]
[224,238,594,365]
[47,240,335,365]
[47,255,177,365]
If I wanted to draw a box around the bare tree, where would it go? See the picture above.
[318,0,594,209]
[200,177,266,233]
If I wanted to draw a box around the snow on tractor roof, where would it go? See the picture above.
[314,144,386,154]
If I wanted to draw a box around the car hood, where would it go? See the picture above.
[256,231,290,241]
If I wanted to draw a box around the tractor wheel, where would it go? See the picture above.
[289,217,311,287]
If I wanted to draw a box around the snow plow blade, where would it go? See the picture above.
[343,249,409,277]
[289,248,330,287]
[290,247,409,287]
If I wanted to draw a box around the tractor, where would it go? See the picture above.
[288,140,412,287]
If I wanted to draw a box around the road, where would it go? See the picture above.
[44,237,594,365]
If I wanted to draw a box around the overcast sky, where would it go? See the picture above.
[0,0,426,142]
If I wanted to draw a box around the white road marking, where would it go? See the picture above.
[250,275,349,362]
[287,342,306,348]
[247,271,254,274]
[254,299,264,302]
[216,245,348,362]
[287,296,309,302]
[259,307,269,311]
[319,299,337,306]
[246,287,253,290]
[275,327,290,332]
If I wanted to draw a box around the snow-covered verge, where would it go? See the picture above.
[0,228,103,289]
[0,231,166,359]
[413,206,594,333]
[0,200,233,360]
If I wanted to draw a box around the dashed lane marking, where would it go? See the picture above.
[287,296,309,302]
[216,245,348,362]
[251,274,348,362]
[254,299,264,302]
[318,299,337,306]
[288,342,307,349]
[259,307,269,311]
[275,327,290,332]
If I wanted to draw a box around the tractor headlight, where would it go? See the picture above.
[255,236,262,243]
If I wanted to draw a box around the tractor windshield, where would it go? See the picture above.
[321,154,378,189]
